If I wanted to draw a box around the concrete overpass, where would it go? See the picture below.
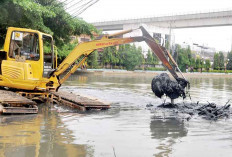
[92,10,232,31]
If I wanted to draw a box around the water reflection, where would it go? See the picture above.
[0,114,41,157]
[150,118,187,139]
[150,116,187,157]
[0,105,93,157]
[189,77,232,104]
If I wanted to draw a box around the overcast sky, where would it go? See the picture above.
[65,0,232,52]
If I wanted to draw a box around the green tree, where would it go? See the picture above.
[200,59,204,72]
[213,53,219,70]
[117,45,125,68]
[111,46,119,68]
[58,40,78,61]
[152,52,159,64]
[146,49,153,64]
[146,49,158,65]
[0,0,96,51]
[218,52,225,70]
[205,59,211,71]
[190,58,196,68]
[195,57,201,70]
[176,44,191,72]
[122,44,143,70]
[102,47,112,68]
[101,46,119,68]
[186,46,192,59]
[227,51,232,70]
[88,51,98,68]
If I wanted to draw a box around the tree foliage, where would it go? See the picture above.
[0,0,96,48]
[146,49,153,64]
[195,57,201,70]
[213,53,219,70]
[146,49,158,64]
[227,51,232,70]
[122,44,143,70]
[213,52,225,70]
[99,44,144,70]
[87,51,99,68]
[218,52,225,70]
[57,40,78,60]
[190,58,196,67]
[102,47,114,67]
[175,44,192,71]
[205,59,211,71]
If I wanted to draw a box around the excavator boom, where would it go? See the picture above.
[53,36,144,77]
[52,26,186,89]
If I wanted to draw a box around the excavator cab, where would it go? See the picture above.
[0,27,57,90]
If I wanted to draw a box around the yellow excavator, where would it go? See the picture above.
[0,26,187,113]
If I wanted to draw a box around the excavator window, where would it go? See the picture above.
[43,35,54,78]
[9,31,40,61]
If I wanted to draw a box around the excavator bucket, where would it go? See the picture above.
[139,26,190,99]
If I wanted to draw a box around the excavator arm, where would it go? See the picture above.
[50,26,187,90]
[53,36,143,76]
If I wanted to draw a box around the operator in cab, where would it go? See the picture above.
[9,32,40,61]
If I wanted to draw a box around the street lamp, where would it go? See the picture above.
[193,43,208,59]
[193,43,209,72]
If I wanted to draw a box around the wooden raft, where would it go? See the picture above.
[0,90,38,114]
[51,91,110,111]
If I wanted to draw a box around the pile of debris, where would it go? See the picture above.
[151,73,189,99]
[155,101,231,121]
[150,73,230,121]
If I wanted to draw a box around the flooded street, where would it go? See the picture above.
[0,72,232,157]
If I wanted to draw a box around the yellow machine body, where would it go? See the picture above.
[0,27,58,91]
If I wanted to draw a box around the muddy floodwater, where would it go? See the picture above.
[0,71,232,157]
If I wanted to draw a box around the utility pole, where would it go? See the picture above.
[231,36,232,52]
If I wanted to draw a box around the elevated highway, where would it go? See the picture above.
[92,10,232,31]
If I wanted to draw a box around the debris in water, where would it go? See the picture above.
[146,103,154,107]
[154,101,231,121]
[151,73,189,99]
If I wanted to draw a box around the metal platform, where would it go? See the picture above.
[51,91,110,111]
[0,90,38,114]
[0,89,110,114]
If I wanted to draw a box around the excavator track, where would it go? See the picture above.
[0,89,110,114]
[0,90,38,114]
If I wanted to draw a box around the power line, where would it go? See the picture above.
[47,0,99,22]
[66,0,86,13]
[70,0,95,14]
[61,0,69,4]
[65,0,85,10]
[64,0,99,21]
[70,0,98,17]
[74,0,99,16]
[46,0,70,11]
